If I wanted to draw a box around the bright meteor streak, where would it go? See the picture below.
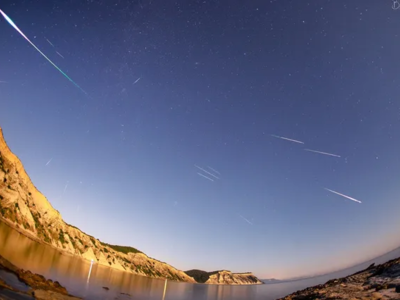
[304,148,341,158]
[324,188,362,204]
[0,9,87,95]
[271,134,304,144]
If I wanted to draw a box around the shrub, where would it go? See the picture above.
[59,230,65,244]
[70,237,76,248]
[122,257,130,264]
[32,213,40,228]
[100,242,142,254]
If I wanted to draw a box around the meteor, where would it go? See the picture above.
[304,148,341,158]
[0,9,87,95]
[197,172,214,182]
[324,188,362,204]
[45,38,54,47]
[45,158,52,166]
[207,166,220,175]
[271,134,304,144]
[195,165,219,179]
[56,51,64,59]
[238,214,253,225]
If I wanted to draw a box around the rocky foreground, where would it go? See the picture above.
[279,257,400,300]
[0,254,79,300]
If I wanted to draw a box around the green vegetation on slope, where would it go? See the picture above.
[100,242,142,254]
[184,269,220,283]
[0,152,5,173]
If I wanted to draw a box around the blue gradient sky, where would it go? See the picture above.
[1,0,400,279]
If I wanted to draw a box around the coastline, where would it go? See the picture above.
[0,127,263,286]
[0,217,80,261]
[278,256,400,299]
[0,217,183,283]
[0,252,80,300]
[0,218,263,286]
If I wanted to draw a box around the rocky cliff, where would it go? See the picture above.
[185,269,263,285]
[0,127,265,285]
[0,127,195,283]
[278,258,400,299]
[0,253,80,300]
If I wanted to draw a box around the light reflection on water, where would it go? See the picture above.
[1,221,399,300]
[0,221,258,300]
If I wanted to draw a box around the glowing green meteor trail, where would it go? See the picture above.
[0,9,87,95]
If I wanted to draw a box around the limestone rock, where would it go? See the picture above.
[278,256,400,300]
[185,269,263,285]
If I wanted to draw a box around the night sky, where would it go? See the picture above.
[1,0,400,279]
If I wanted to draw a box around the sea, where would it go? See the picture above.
[1,221,399,300]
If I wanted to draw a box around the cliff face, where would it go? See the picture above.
[0,127,195,283]
[206,271,263,285]
[185,269,263,285]
[0,127,265,285]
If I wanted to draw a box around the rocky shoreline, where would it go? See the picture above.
[0,254,80,300]
[2,252,400,300]
[279,257,400,300]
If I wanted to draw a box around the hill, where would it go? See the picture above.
[0,127,263,285]
[0,127,194,283]
[185,269,263,285]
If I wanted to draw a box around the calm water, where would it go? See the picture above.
[1,221,399,300]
